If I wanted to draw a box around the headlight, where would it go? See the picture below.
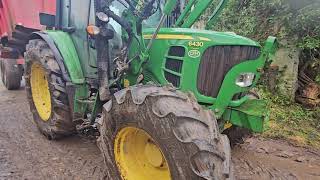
[235,73,255,87]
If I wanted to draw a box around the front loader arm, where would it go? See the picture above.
[175,0,228,28]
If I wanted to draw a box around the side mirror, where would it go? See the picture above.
[163,0,177,15]
[39,13,56,28]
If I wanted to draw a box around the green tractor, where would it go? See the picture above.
[24,0,277,179]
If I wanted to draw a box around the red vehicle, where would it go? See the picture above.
[0,0,55,89]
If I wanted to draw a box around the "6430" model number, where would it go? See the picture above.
[188,41,204,47]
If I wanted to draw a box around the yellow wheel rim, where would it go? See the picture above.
[114,127,171,180]
[30,63,51,121]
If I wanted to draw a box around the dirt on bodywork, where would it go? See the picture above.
[0,81,319,180]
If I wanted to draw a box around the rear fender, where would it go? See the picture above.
[30,31,85,84]
[30,31,88,119]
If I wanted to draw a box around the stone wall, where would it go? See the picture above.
[272,46,300,101]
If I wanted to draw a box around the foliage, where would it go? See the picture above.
[258,88,320,148]
[293,3,320,49]
[209,0,320,50]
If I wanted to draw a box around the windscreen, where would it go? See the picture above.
[109,0,185,35]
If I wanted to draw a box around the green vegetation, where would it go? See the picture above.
[212,0,320,49]
[208,0,320,147]
[258,88,320,148]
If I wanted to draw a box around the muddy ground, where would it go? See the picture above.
[0,81,320,180]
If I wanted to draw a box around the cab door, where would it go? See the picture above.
[59,0,97,78]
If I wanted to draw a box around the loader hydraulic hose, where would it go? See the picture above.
[103,8,136,65]
[96,0,132,34]
[104,9,133,38]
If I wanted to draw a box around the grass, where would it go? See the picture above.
[258,89,320,149]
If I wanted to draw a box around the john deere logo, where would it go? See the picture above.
[188,50,201,58]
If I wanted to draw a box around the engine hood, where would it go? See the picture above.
[143,28,261,47]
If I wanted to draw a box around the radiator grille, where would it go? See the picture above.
[165,58,183,73]
[165,72,180,87]
[168,46,185,57]
[197,46,260,97]
[164,46,185,87]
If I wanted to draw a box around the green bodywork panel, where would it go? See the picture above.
[45,31,89,116]
[46,31,85,84]
[223,99,269,132]
[129,28,258,101]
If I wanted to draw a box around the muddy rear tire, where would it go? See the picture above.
[98,85,233,180]
[24,39,75,140]
[0,58,22,90]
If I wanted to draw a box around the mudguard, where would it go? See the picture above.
[30,31,85,84]
[30,31,88,119]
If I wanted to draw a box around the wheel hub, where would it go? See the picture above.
[114,127,171,180]
[145,140,165,168]
[30,63,51,121]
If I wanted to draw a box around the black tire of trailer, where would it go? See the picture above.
[0,58,22,90]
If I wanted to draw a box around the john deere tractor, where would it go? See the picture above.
[24,0,277,179]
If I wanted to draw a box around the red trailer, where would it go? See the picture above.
[0,0,55,90]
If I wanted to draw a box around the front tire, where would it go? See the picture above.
[25,39,75,140]
[98,85,233,180]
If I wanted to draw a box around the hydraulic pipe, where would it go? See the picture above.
[206,0,229,29]
[145,0,177,53]
[175,0,228,28]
